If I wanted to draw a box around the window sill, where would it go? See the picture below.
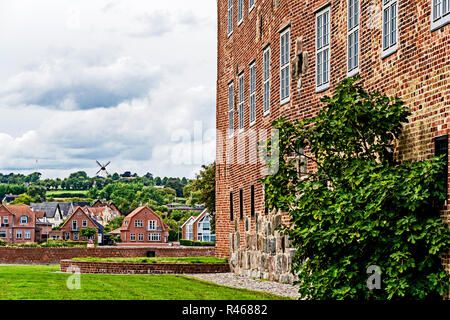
[347,68,360,78]
[249,5,255,13]
[263,110,270,117]
[381,45,398,59]
[431,15,450,32]
[316,83,330,94]
[280,98,290,106]
[227,31,233,38]
[238,19,243,27]
[249,121,256,128]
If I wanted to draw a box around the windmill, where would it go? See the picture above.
[96,161,111,178]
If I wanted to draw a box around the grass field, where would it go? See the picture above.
[46,190,89,197]
[71,257,228,264]
[0,265,291,300]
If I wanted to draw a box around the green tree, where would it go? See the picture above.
[104,216,124,233]
[263,77,450,300]
[81,228,97,240]
[10,193,33,205]
[26,185,46,202]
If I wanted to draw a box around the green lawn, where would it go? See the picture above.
[72,257,228,264]
[0,265,291,300]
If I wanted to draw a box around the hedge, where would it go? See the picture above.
[179,239,215,247]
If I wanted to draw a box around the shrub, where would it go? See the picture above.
[179,239,215,247]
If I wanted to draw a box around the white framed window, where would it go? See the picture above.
[20,216,28,225]
[186,222,193,240]
[3,217,8,225]
[249,62,256,126]
[238,0,244,25]
[82,220,88,227]
[25,231,31,240]
[64,232,70,240]
[249,0,255,12]
[280,27,290,104]
[138,233,144,241]
[130,233,136,241]
[228,82,234,138]
[238,72,245,132]
[74,233,79,241]
[148,233,161,241]
[347,0,360,76]
[148,220,157,231]
[316,6,331,92]
[0,231,6,238]
[382,0,399,58]
[228,0,233,36]
[16,230,22,239]
[263,46,270,115]
[134,220,143,228]
[431,0,450,30]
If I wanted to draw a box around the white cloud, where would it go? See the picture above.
[0,0,217,179]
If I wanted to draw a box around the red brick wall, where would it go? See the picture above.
[0,246,215,264]
[60,259,230,274]
[215,0,449,263]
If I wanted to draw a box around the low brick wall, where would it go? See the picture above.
[0,246,215,265]
[60,259,230,274]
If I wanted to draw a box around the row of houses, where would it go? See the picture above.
[0,197,216,246]
[30,200,121,229]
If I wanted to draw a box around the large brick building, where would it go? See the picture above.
[215,0,449,283]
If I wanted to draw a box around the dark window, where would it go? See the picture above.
[250,184,255,217]
[230,192,234,221]
[435,135,448,192]
[239,188,243,219]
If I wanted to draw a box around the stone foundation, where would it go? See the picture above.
[228,213,297,284]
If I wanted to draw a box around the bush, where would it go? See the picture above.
[179,239,215,247]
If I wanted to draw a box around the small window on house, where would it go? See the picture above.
[135,220,143,228]
[138,233,144,241]
[250,184,255,217]
[280,27,290,103]
[238,72,245,132]
[431,0,450,31]
[16,230,22,239]
[148,220,157,231]
[3,217,8,225]
[25,231,31,240]
[382,0,399,58]
[249,62,256,126]
[238,0,244,25]
[228,82,234,138]
[74,233,79,241]
[263,46,271,115]
[20,216,28,225]
[348,0,360,76]
[316,6,331,92]
[230,191,234,221]
[239,188,244,219]
[228,0,233,36]
[130,233,136,241]
[82,220,88,227]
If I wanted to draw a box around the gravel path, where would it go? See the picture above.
[187,273,300,299]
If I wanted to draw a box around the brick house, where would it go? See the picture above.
[30,202,64,228]
[181,209,216,242]
[215,0,449,283]
[0,204,45,243]
[82,206,120,227]
[118,206,169,245]
[59,206,104,243]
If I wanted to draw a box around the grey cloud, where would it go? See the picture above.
[0,57,162,110]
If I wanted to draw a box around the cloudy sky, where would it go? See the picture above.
[0,0,217,179]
